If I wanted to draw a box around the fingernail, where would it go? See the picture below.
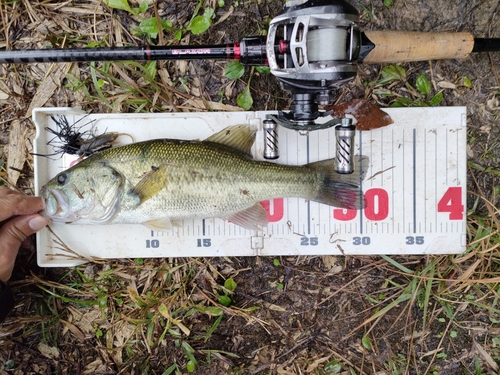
[29,215,51,232]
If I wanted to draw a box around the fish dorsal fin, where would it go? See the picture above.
[205,125,256,155]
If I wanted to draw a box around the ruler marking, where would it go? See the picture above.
[424,130,427,231]
[371,129,375,235]
[381,128,384,188]
[413,128,417,234]
[285,131,291,235]
[307,134,311,235]
[392,128,395,234]
[402,129,405,234]
[446,129,449,184]
[359,129,363,235]
[328,130,332,234]
[370,130,373,188]
[435,127,438,233]
[457,128,460,183]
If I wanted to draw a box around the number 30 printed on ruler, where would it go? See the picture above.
[261,187,464,222]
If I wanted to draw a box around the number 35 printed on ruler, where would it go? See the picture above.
[261,186,464,222]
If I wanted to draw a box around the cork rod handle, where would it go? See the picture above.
[362,31,475,64]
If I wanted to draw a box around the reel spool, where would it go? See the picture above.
[267,0,362,132]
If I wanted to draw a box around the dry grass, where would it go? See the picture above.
[1,0,500,374]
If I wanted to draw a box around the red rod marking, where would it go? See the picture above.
[233,43,241,60]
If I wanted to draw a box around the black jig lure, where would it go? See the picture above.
[34,115,120,159]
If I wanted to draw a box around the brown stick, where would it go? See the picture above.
[362,31,475,64]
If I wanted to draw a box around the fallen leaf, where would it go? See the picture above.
[305,356,329,372]
[437,81,457,89]
[60,319,86,342]
[267,303,286,312]
[83,359,108,375]
[474,340,499,371]
[326,99,393,130]
[25,63,72,118]
[213,5,234,26]
[37,343,60,359]
[322,255,343,274]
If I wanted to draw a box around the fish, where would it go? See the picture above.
[40,125,367,231]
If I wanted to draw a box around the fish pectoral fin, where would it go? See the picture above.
[129,165,169,205]
[226,203,268,231]
[205,125,256,156]
[144,217,182,231]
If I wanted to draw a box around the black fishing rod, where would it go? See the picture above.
[1,32,497,65]
[0,37,268,65]
[1,0,499,132]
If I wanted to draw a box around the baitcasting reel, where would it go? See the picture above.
[266,0,363,132]
[264,0,361,173]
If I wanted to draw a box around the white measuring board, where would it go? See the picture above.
[33,107,467,267]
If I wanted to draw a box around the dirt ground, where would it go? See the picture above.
[1,0,500,374]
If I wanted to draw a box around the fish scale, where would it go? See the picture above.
[106,141,316,218]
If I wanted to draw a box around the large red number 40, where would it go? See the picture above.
[437,187,464,220]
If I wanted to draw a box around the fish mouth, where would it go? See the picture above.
[40,186,78,223]
[40,184,122,224]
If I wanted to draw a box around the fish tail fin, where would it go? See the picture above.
[309,156,368,210]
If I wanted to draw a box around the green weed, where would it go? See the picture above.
[102,0,148,15]
[224,60,270,111]
[371,65,444,107]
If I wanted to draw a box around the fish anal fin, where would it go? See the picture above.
[226,203,268,230]
[129,164,170,205]
[144,217,182,232]
[205,125,256,155]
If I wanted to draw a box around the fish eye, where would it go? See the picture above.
[57,172,68,185]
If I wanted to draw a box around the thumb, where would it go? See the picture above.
[0,214,51,282]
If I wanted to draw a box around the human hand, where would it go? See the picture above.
[0,187,50,282]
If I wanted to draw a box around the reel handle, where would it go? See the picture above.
[361,31,475,64]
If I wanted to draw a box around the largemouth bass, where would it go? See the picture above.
[40,125,366,230]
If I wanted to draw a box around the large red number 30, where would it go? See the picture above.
[332,187,464,222]
[333,188,389,221]
[437,187,464,220]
